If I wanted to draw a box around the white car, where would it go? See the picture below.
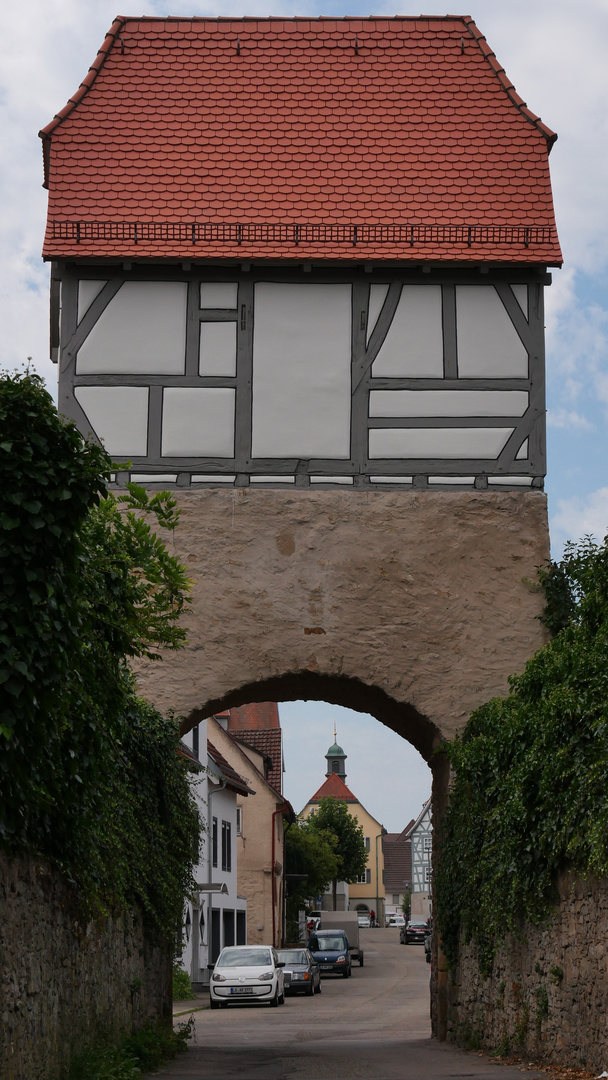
[387,914,406,927]
[210,945,285,1008]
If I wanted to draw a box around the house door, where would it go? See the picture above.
[211,909,221,965]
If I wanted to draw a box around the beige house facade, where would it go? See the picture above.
[301,739,386,923]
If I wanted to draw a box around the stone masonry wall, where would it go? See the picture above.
[0,852,172,1080]
[134,488,550,759]
[447,871,608,1072]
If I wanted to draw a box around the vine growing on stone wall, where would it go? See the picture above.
[435,534,608,974]
[0,372,199,939]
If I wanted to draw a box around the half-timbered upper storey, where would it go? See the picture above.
[40,16,562,490]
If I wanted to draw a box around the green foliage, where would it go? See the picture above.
[173,962,197,1001]
[400,889,412,919]
[285,818,339,926]
[306,798,368,905]
[123,1017,193,1069]
[0,373,198,939]
[68,1044,141,1080]
[68,1018,193,1079]
[435,535,608,974]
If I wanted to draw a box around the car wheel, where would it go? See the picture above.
[306,981,314,997]
[270,989,279,1007]
[210,999,220,1010]
[359,956,364,967]
[278,989,285,1005]
[342,967,349,978]
[317,978,322,993]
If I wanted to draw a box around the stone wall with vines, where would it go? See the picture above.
[447,870,608,1070]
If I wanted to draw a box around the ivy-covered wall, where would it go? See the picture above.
[447,869,608,1070]
[0,852,171,1080]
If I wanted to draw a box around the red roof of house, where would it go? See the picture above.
[309,772,358,803]
[40,16,561,264]
[207,740,255,796]
[383,831,412,892]
[230,729,282,794]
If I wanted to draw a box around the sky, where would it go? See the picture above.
[1,0,606,829]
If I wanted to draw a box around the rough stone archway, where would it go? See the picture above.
[132,485,550,1036]
[135,486,550,751]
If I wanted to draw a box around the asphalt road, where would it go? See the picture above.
[158,928,547,1080]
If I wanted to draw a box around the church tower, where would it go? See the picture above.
[325,729,347,779]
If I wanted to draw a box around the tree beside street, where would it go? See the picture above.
[306,796,369,910]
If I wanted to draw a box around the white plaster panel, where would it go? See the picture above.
[252,283,351,458]
[77,282,187,374]
[162,388,235,457]
[199,322,237,376]
[192,475,236,483]
[250,476,296,483]
[130,473,177,483]
[77,280,107,323]
[488,475,533,486]
[369,390,528,418]
[456,287,528,377]
[200,283,238,309]
[371,286,443,377]
[370,476,413,484]
[429,476,475,485]
[310,476,354,484]
[516,439,529,460]
[367,284,390,344]
[511,284,528,316]
[74,386,148,456]
[369,427,514,459]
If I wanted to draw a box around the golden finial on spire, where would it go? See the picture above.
[334,722,337,742]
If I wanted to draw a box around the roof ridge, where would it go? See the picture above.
[38,17,126,188]
[462,16,557,150]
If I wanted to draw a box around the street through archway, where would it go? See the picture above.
[160,928,546,1080]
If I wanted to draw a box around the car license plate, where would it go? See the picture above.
[230,987,253,994]
[320,964,332,970]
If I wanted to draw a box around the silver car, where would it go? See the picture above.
[210,945,285,1008]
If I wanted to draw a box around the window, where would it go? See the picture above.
[236,806,242,836]
[364,836,370,852]
[212,817,218,868]
[355,869,371,885]
[332,760,340,772]
[423,836,432,852]
[192,723,199,759]
[392,894,400,904]
[222,820,232,872]
[425,866,432,883]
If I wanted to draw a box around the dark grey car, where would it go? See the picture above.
[277,948,322,996]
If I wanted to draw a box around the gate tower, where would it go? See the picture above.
[39,15,561,760]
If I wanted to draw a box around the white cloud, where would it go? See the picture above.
[547,408,593,431]
[551,487,608,553]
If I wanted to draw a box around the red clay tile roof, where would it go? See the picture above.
[230,729,282,794]
[308,772,358,803]
[227,703,280,731]
[383,833,412,892]
[40,16,561,264]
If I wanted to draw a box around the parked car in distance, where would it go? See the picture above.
[277,948,321,996]
[306,910,322,932]
[357,914,371,928]
[387,914,406,927]
[308,930,352,978]
[400,920,428,945]
[210,945,285,1008]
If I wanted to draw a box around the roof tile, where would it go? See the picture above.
[40,15,561,264]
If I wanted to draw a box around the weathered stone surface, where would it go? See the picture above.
[134,489,550,759]
[448,872,608,1071]
[0,853,171,1080]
